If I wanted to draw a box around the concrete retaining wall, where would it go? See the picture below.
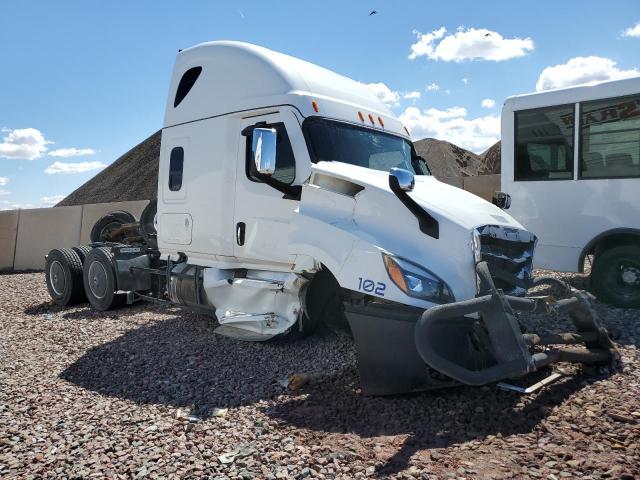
[437,175,501,201]
[0,210,20,271]
[462,174,501,202]
[0,174,500,271]
[0,200,149,271]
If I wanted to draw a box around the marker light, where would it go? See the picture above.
[358,111,365,122]
[378,116,385,128]
[368,113,375,125]
[382,254,408,293]
[312,101,319,112]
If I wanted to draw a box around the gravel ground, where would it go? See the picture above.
[0,271,638,479]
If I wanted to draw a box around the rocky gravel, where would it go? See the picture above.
[0,271,638,479]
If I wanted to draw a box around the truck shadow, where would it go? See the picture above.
[265,370,595,477]
[59,313,356,417]
[58,310,617,477]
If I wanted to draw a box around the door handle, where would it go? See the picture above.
[236,222,245,246]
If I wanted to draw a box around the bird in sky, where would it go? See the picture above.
[485,33,492,38]
[369,10,378,16]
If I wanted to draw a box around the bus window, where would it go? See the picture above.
[514,105,575,181]
[579,94,640,179]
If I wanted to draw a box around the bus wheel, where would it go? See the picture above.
[592,244,640,308]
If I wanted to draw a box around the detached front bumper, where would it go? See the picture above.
[344,262,618,396]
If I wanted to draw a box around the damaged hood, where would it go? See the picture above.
[309,161,524,231]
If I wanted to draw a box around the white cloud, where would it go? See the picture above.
[44,161,107,175]
[481,98,496,109]
[462,78,469,85]
[403,91,421,100]
[623,22,640,38]
[0,176,7,186]
[0,128,52,160]
[426,82,440,92]
[48,148,97,158]
[409,27,534,62]
[536,56,640,91]
[399,106,500,153]
[40,194,66,206]
[0,190,9,196]
[0,202,36,211]
[365,82,400,106]
[445,89,451,95]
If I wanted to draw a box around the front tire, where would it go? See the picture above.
[83,247,126,311]
[592,244,640,308]
[45,248,86,306]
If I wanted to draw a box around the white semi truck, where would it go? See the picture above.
[45,41,615,395]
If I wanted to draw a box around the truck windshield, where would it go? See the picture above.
[304,118,429,175]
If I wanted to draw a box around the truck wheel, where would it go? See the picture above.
[592,245,640,308]
[45,248,86,306]
[300,268,348,335]
[83,247,126,311]
[90,210,136,243]
[72,245,93,264]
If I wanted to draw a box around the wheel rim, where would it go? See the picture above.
[606,258,640,300]
[49,260,66,296]
[88,260,109,299]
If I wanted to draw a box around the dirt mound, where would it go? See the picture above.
[480,141,501,174]
[56,130,161,207]
[57,132,502,207]
[413,138,483,178]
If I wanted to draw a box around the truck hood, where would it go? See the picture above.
[310,161,524,231]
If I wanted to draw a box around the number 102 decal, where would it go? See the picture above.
[357,277,386,296]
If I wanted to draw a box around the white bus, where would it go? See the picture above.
[501,76,640,308]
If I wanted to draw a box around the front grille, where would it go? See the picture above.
[476,225,536,296]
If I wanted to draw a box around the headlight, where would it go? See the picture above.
[471,229,482,264]
[382,253,455,304]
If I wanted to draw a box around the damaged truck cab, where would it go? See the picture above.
[45,41,616,395]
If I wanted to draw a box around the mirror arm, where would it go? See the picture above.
[255,172,301,201]
[389,175,439,239]
[241,121,268,137]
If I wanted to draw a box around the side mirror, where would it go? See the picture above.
[492,191,511,210]
[252,128,277,175]
[389,167,415,192]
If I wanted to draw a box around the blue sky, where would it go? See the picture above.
[1,0,639,209]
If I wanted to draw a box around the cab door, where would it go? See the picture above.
[233,111,306,266]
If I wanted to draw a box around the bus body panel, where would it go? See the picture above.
[501,76,640,272]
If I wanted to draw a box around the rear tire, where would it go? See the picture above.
[45,248,86,306]
[72,245,93,264]
[83,247,126,311]
[592,244,640,308]
[139,199,158,250]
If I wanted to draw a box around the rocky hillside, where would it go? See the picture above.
[56,130,161,207]
[479,141,501,175]
[57,133,501,206]
[414,138,482,177]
